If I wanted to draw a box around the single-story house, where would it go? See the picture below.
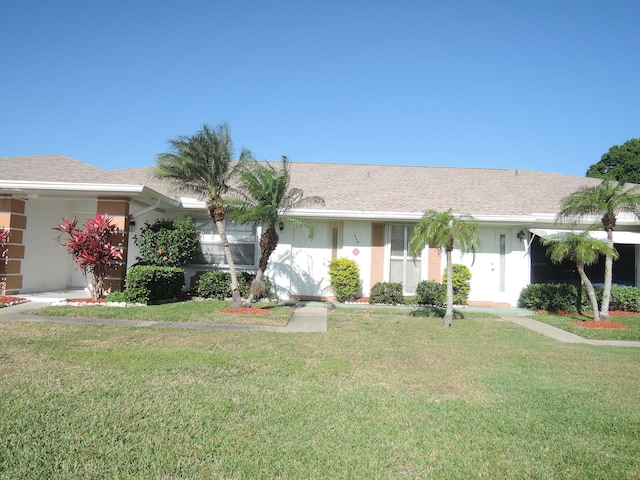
[2,154,639,306]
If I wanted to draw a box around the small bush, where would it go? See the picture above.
[124,266,185,304]
[369,282,404,305]
[442,264,472,305]
[608,285,640,312]
[194,271,271,300]
[328,258,361,302]
[134,218,200,268]
[105,291,127,303]
[415,280,446,307]
[518,283,598,312]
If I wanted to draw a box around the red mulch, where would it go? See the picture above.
[218,307,270,315]
[65,298,106,304]
[571,320,629,329]
[0,296,27,305]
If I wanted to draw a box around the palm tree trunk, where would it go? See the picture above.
[246,227,279,304]
[444,249,454,327]
[576,264,600,322]
[599,229,614,320]
[207,203,242,308]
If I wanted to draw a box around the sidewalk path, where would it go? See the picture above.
[502,315,640,347]
[0,302,327,333]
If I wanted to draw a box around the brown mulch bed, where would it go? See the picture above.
[570,320,629,329]
[218,307,270,315]
[65,298,106,304]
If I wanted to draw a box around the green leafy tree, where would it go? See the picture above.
[134,218,200,267]
[409,209,479,327]
[541,231,618,322]
[557,179,640,319]
[229,156,325,302]
[153,122,252,307]
[586,138,640,183]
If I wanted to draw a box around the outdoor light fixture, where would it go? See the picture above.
[278,221,284,231]
[517,230,526,241]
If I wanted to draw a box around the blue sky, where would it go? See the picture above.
[1,1,638,176]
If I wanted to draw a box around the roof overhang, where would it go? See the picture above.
[530,228,640,245]
[0,180,180,209]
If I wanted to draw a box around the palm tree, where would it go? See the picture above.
[153,122,252,308]
[229,156,325,302]
[557,179,640,319]
[541,231,618,322]
[408,209,479,327]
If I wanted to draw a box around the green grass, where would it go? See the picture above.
[533,312,640,341]
[1,310,638,479]
[27,300,292,327]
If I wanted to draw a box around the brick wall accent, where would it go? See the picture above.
[370,223,385,287]
[427,247,442,282]
[0,196,26,295]
[97,197,130,293]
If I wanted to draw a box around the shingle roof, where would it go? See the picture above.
[286,163,602,217]
[1,155,603,217]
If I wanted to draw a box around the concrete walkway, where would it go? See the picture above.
[0,301,327,333]
[501,315,640,347]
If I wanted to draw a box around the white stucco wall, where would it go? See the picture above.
[21,198,98,293]
[458,226,530,306]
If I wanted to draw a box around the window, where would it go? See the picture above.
[329,222,343,259]
[192,218,257,267]
[389,224,421,294]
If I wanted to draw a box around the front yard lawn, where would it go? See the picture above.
[533,312,640,341]
[0,309,638,478]
[27,300,292,327]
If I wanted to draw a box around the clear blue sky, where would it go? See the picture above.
[2,1,638,176]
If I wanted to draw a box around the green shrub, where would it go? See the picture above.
[194,271,271,300]
[518,283,601,312]
[442,264,472,305]
[415,280,446,307]
[369,282,404,305]
[608,285,640,312]
[134,218,200,267]
[328,258,361,302]
[124,266,185,304]
[105,291,127,302]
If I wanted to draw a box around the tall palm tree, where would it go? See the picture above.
[153,122,252,307]
[229,156,325,303]
[408,209,479,327]
[541,231,618,322]
[557,179,640,319]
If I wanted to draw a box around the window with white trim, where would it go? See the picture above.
[389,224,421,294]
[192,218,257,267]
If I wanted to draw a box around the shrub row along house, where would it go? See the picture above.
[1,154,640,306]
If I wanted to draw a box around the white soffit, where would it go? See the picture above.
[530,228,640,245]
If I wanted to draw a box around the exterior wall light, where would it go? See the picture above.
[278,221,284,231]
[517,230,526,241]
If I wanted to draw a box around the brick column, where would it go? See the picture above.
[0,197,26,295]
[97,197,130,293]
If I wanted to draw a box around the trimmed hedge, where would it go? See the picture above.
[194,271,271,301]
[369,282,404,305]
[518,283,640,312]
[328,258,361,302]
[124,266,185,304]
[415,280,446,307]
